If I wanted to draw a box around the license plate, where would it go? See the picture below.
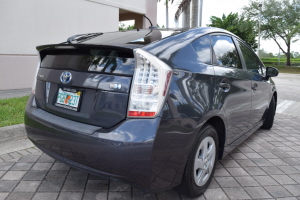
[55,88,82,111]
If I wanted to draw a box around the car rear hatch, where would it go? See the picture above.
[34,44,135,128]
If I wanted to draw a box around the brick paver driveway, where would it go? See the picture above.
[0,114,300,200]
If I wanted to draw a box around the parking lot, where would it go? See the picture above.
[0,113,299,200]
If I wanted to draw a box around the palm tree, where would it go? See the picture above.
[158,0,175,28]
[175,0,203,27]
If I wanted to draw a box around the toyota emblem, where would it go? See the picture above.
[60,71,72,84]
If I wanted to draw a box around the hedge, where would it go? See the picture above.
[261,58,300,66]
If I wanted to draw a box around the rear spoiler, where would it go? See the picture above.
[66,32,103,44]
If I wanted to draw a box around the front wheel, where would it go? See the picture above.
[176,124,219,197]
[261,96,275,129]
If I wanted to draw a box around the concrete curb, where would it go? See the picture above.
[0,124,27,142]
[0,88,31,99]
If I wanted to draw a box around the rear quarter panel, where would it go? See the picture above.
[144,41,227,190]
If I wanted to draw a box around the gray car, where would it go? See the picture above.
[25,27,278,197]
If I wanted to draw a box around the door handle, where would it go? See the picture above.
[219,79,230,92]
[252,83,258,92]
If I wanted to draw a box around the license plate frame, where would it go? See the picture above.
[55,87,82,112]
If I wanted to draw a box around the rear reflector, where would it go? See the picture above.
[163,71,173,96]
[128,111,156,117]
[32,62,40,94]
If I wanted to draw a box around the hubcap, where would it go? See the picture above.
[193,136,216,186]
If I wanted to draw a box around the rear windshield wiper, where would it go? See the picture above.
[67,32,103,43]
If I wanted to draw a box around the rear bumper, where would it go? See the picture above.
[25,94,196,192]
[25,94,161,191]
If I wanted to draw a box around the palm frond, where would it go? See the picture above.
[175,0,192,22]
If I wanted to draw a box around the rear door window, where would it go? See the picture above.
[211,35,242,69]
[191,35,211,64]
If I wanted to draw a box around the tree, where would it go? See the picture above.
[157,24,165,28]
[291,51,300,58]
[259,49,274,57]
[158,0,175,28]
[175,0,191,23]
[119,23,135,31]
[175,0,203,27]
[207,13,258,50]
[242,0,300,66]
[268,52,275,58]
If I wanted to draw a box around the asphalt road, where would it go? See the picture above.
[272,73,300,102]
[271,73,300,117]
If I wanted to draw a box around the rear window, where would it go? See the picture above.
[40,48,135,75]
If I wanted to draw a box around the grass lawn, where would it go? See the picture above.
[270,65,300,74]
[0,96,29,127]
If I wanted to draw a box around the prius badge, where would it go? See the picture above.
[60,71,72,84]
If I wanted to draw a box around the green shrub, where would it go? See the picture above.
[261,58,300,66]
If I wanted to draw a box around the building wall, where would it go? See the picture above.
[0,56,39,90]
[88,0,146,14]
[119,0,157,29]
[145,0,157,28]
[0,0,156,90]
[0,0,119,55]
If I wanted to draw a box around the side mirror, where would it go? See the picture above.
[266,67,279,77]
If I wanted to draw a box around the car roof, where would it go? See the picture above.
[80,27,236,48]
[141,27,241,60]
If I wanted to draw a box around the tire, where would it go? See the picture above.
[261,96,275,129]
[176,124,219,197]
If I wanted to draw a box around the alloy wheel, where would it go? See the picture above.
[193,136,216,186]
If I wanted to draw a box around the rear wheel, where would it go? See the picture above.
[176,124,219,197]
[261,96,275,129]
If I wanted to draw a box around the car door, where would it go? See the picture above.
[211,35,252,144]
[235,39,270,127]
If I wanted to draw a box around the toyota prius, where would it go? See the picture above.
[25,27,278,197]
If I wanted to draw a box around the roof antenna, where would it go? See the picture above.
[143,15,158,29]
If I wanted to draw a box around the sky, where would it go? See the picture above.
[156,0,300,54]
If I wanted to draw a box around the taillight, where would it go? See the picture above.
[127,49,172,118]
